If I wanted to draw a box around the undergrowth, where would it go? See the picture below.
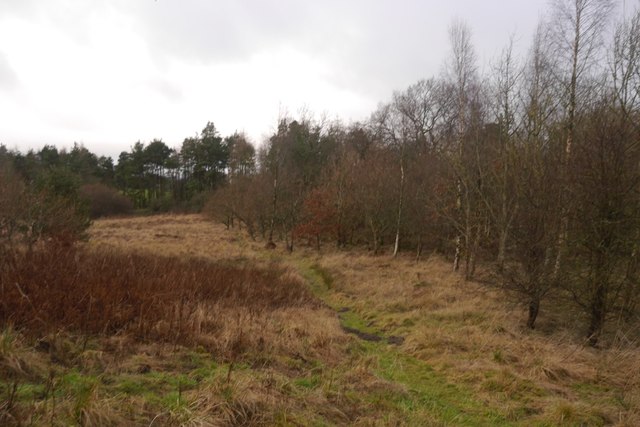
[0,242,317,347]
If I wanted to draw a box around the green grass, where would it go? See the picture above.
[300,260,333,298]
[294,258,521,425]
[114,376,149,395]
[294,375,321,390]
[4,382,46,401]
[310,263,335,290]
[354,340,513,426]
[339,309,380,335]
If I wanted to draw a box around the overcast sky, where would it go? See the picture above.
[0,0,594,159]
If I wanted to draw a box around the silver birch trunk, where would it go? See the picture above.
[393,158,405,258]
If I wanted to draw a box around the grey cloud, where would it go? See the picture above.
[0,0,37,15]
[0,0,547,104]
[0,0,549,156]
[0,52,20,93]
[117,0,447,100]
[118,0,544,102]
[1,1,114,50]
[120,1,320,65]
[148,78,184,103]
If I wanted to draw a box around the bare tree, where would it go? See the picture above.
[500,24,563,329]
[560,10,640,345]
[547,0,616,274]
[485,36,523,271]
[566,98,640,346]
[611,8,640,119]
[393,79,448,257]
[445,19,481,274]
[549,0,615,154]
[370,103,405,257]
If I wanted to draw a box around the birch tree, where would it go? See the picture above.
[486,38,522,271]
[548,0,615,274]
[445,19,480,274]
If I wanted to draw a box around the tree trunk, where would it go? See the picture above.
[453,178,463,272]
[370,219,380,255]
[453,234,462,272]
[468,226,480,280]
[497,228,508,272]
[527,296,540,329]
[553,1,582,279]
[587,284,607,347]
[393,156,405,258]
[268,176,278,245]
[553,218,568,279]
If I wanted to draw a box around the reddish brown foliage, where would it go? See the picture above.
[0,243,317,345]
[294,188,339,247]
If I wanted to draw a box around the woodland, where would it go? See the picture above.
[3,0,639,345]
[2,1,640,424]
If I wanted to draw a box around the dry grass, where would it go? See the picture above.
[0,243,318,351]
[313,250,640,425]
[87,215,640,425]
[3,214,639,425]
[0,216,368,425]
[88,214,266,263]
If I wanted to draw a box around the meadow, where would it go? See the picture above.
[1,214,639,426]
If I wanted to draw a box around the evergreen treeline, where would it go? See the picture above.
[114,122,253,211]
[0,121,253,215]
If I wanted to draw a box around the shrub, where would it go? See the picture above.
[1,166,89,251]
[148,194,173,213]
[79,183,133,218]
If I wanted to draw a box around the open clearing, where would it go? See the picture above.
[2,214,639,426]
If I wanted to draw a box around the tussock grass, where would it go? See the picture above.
[1,215,362,425]
[312,249,640,425]
[3,214,640,425]
[0,243,317,348]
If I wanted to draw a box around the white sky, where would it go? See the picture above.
[0,0,613,159]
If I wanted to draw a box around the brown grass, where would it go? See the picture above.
[1,215,360,425]
[4,214,640,425]
[87,214,640,424]
[87,214,266,263]
[313,249,640,425]
[0,241,320,357]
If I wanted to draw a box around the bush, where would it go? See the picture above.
[79,183,133,218]
[1,167,89,251]
[148,193,174,213]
